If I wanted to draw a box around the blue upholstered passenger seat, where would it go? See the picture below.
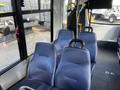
[9,42,56,90]
[78,27,97,70]
[54,45,91,90]
[54,30,74,65]
[54,30,74,54]
[28,42,56,85]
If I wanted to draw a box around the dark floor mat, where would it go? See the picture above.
[91,42,120,90]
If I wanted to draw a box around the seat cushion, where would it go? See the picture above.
[9,79,47,90]
[51,87,64,90]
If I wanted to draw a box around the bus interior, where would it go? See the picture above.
[0,0,120,90]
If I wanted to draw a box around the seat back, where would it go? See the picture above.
[54,30,74,66]
[54,47,91,90]
[78,31,97,64]
[54,30,74,54]
[28,42,56,85]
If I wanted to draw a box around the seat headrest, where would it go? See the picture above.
[79,32,96,43]
[58,30,74,40]
[35,42,55,57]
[61,47,90,65]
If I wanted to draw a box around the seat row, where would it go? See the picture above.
[10,41,91,90]
[10,27,97,90]
[54,27,97,71]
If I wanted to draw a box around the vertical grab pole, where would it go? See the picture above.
[11,0,28,60]
[38,0,41,10]
[76,0,79,39]
[50,0,54,42]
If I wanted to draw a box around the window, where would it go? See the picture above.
[0,0,12,13]
[0,0,52,71]
[91,0,120,42]
[22,0,38,10]
[40,0,50,10]
[0,16,20,71]
[23,13,51,55]
[0,0,21,72]
[22,0,51,55]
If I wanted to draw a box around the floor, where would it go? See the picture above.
[91,42,120,90]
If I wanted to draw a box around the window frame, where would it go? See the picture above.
[0,0,54,75]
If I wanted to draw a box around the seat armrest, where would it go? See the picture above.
[19,86,35,90]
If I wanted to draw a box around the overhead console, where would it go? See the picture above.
[86,0,113,9]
